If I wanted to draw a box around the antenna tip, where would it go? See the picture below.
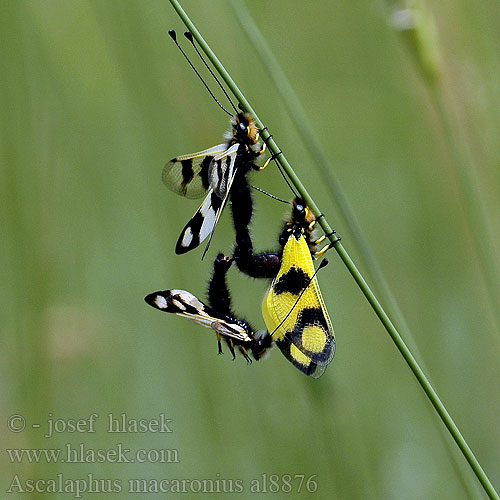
[184,31,194,42]
[168,29,177,41]
[319,258,329,269]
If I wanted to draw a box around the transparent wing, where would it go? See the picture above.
[145,289,223,328]
[212,321,252,343]
[176,151,239,256]
[145,289,215,326]
[208,143,239,199]
[162,144,226,199]
[144,289,252,343]
[175,189,219,254]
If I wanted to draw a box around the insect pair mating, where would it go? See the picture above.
[145,30,336,378]
[146,198,336,378]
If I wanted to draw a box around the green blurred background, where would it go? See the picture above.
[2,1,500,498]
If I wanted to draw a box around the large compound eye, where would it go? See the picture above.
[292,202,307,222]
[239,122,246,132]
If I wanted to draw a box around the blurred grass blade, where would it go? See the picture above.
[390,0,500,340]
[168,1,500,498]
[390,0,441,86]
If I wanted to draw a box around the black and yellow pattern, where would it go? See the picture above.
[262,200,335,378]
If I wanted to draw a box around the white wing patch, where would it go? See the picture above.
[154,295,168,309]
[212,321,252,342]
[181,227,194,248]
[144,289,251,343]
[175,146,239,256]
[209,143,239,199]
[198,193,218,243]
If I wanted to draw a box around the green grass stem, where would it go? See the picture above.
[168,1,499,498]
[229,3,480,497]
[430,88,500,338]
[229,0,426,368]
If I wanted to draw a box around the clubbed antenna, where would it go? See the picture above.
[168,29,233,117]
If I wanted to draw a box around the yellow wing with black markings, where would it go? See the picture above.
[262,232,335,378]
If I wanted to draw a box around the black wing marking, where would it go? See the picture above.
[175,190,222,254]
[162,144,226,199]
[212,321,253,343]
[275,335,326,379]
[175,146,239,255]
[285,307,335,367]
[262,233,335,377]
[209,143,239,199]
[144,289,250,342]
